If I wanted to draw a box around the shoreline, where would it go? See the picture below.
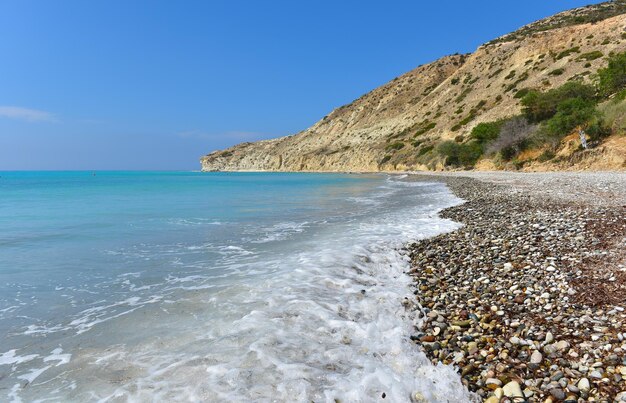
[404,172,626,402]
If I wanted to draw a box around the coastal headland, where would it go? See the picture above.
[201,2,626,173]
[405,171,626,402]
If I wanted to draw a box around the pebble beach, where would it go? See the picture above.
[406,172,626,402]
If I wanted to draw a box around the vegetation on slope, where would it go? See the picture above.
[437,51,626,169]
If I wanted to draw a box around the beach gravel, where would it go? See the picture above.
[405,172,626,402]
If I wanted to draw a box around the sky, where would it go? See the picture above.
[0,0,603,170]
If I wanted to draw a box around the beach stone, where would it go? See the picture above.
[566,384,579,393]
[555,340,570,351]
[485,378,502,388]
[550,371,564,381]
[543,344,557,354]
[530,350,543,368]
[549,387,565,400]
[589,370,602,379]
[577,377,590,391]
[503,381,524,398]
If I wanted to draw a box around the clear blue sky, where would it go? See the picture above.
[0,0,602,170]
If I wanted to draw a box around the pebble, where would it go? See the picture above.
[577,377,590,392]
[503,381,524,398]
[530,350,543,367]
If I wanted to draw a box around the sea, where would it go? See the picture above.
[0,171,473,402]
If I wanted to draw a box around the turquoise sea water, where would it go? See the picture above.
[0,171,472,402]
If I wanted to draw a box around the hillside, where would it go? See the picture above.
[201,1,626,172]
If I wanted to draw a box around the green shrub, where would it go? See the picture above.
[500,145,518,161]
[471,121,502,144]
[455,87,473,103]
[458,113,476,126]
[436,140,483,167]
[414,121,436,136]
[521,81,596,122]
[598,51,626,97]
[576,50,603,61]
[417,144,434,156]
[386,142,405,151]
[549,68,565,76]
[545,98,599,137]
[555,46,580,60]
[585,120,611,141]
[380,155,391,164]
[514,88,531,99]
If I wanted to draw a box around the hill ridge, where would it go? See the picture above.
[201,2,626,172]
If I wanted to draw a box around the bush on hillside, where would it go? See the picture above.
[545,98,599,137]
[598,51,626,97]
[385,141,405,151]
[485,116,537,159]
[437,140,483,168]
[470,121,502,144]
[598,96,626,135]
[521,82,596,122]
[576,50,603,61]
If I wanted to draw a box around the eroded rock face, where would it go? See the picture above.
[201,3,626,172]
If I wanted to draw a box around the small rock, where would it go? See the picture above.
[577,377,590,392]
[530,350,543,368]
[502,381,524,398]
[589,370,602,379]
[550,371,564,381]
[485,378,502,388]
[555,340,570,351]
[550,388,565,401]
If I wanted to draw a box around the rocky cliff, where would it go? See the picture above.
[201,2,626,172]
